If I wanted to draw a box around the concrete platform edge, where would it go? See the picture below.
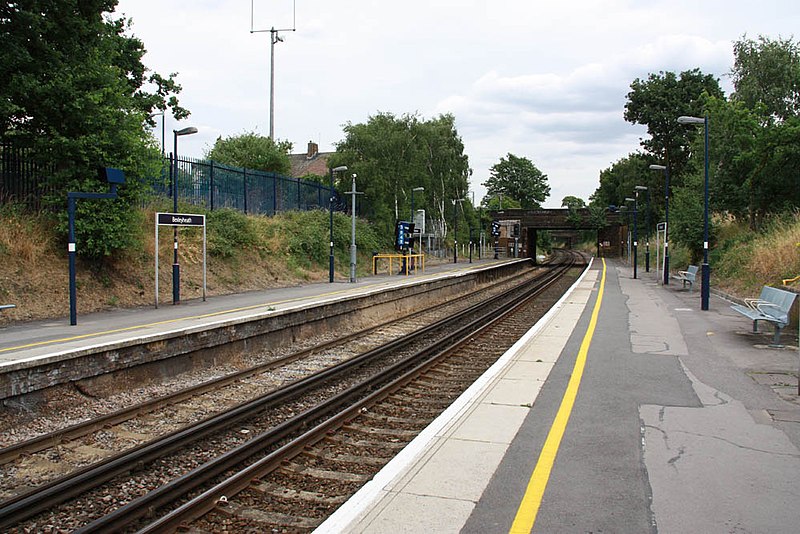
[314,258,596,533]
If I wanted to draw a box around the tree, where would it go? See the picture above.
[562,196,585,227]
[624,69,723,182]
[669,172,708,262]
[0,1,188,260]
[731,35,800,123]
[561,196,585,210]
[206,132,292,174]
[483,153,550,209]
[333,112,470,241]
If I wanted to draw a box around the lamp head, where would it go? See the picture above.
[634,185,648,191]
[174,126,198,136]
[649,164,666,171]
[677,116,704,125]
[332,165,348,173]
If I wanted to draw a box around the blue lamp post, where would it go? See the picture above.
[635,185,649,272]
[172,126,198,305]
[329,165,348,282]
[649,164,670,285]
[625,197,637,279]
[67,168,125,325]
[678,114,710,310]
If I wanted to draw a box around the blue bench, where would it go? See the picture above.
[673,265,699,290]
[731,286,797,347]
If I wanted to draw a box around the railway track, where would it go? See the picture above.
[0,251,586,532]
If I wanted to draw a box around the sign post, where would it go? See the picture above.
[155,212,206,308]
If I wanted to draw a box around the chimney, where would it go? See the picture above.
[307,141,319,159]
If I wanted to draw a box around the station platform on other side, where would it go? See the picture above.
[319,258,800,534]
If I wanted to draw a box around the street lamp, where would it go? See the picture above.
[329,165,348,283]
[635,185,649,272]
[649,164,670,285]
[678,114,710,310]
[625,197,638,279]
[172,126,198,305]
[149,111,165,156]
[411,186,424,223]
[453,198,465,263]
[347,174,363,283]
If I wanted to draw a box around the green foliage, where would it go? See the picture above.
[561,196,585,209]
[624,69,723,182]
[0,1,188,261]
[205,131,292,174]
[265,210,387,270]
[668,173,710,263]
[586,204,609,230]
[732,35,800,123]
[537,230,553,255]
[207,208,258,258]
[484,153,550,209]
[334,112,470,240]
[561,196,586,227]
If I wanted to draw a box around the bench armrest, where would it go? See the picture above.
[744,298,767,311]
[756,301,781,313]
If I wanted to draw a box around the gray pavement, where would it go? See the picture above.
[323,258,800,533]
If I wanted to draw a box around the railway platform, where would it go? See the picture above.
[320,258,800,533]
[0,256,517,397]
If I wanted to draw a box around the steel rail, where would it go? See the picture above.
[89,253,580,533]
[0,270,505,466]
[0,261,555,530]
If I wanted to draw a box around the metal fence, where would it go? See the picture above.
[158,155,343,215]
[0,143,342,215]
[0,142,55,211]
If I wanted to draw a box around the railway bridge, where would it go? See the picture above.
[488,207,622,261]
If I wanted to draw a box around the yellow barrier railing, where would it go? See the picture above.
[782,274,800,285]
[372,253,425,276]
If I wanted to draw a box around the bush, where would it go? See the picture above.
[207,208,258,258]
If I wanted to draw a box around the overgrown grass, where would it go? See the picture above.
[713,213,800,295]
[0,203,57,263]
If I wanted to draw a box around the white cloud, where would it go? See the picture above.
[116,0,800,206]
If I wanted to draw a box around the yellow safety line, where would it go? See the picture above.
[509,258,606,534]
[0,260,509,355]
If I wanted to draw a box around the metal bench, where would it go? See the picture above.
[731,286,797,347]
[673,265,699,290]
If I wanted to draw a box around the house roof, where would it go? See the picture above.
[289,141,334,178]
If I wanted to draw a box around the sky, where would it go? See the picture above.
[114,0,800,207]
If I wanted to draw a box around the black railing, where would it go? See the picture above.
[0,142,55,211]
[159,155,343,215]
[0,143,343,215]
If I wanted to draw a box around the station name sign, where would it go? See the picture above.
[156,212,205,226]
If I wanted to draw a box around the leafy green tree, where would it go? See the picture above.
[669,172,709,262]
[624,69,723,183]
[561,196,585,210]
[483,153,550,209]
[731,35,800,123]
[333,112,470,241]
[562,196,585,227]
[206,131,292,174]
[0,1,188,260]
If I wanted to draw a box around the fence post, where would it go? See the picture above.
[210,160,215,211]
[273,174,278,215]
[243,167,248,214]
